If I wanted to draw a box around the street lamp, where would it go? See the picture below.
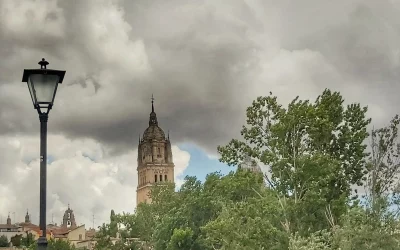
[22,58,66,250]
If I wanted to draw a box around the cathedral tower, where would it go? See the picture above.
[136,96,174,205]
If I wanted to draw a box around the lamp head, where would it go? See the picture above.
[22,59,66,114]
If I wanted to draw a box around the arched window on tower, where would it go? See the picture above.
[154,175,157,182]
[165,175,167,182]
[160,175,162,182]
[157,147,161,158]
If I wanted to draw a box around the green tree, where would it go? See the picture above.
[289,230,331,250]
[47,239,77,250]
[0,235,8,247]
[93,223,115,250]
[366,115,400,214]
[10,234,22,247]
[109,209,118,237]
[202,184,288,250]
[218,89,370,187]
[167,228,194,250]
[217,90,371,233]
[150,170,283,250]
[28,239,77,250]
[21,232,35,247]
[332,206,400,250]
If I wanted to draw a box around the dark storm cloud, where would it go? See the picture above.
[0,0,399,156]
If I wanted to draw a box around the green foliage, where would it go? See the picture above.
[366,115,400,212]
[93,91,400,249]
[27,239,76,250]
[21,232,35,247]
[104,170,278,250]
[47,239,77,250]
[331,206,400,250]
[289,230,331,250]
[10,234,22,247]
[0,235,8,247]
[218,90,370,234]
[93,223,115,250]
[167,228,194,250]
[202,193,288,250]
[218,89,370,188]
[109,209,118,237]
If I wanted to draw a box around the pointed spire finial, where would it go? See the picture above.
[149,94,158,126]
[68,203,70,209]
[168,130,170,140]
[38,58,49,69]
[151,94,155,113]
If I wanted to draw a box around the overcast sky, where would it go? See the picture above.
[0,0,399,229]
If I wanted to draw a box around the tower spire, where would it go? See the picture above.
[151,94,155,113]
[149,94,158,126]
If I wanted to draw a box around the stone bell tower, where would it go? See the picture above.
[136,96,174,205]
[61,204,77,229]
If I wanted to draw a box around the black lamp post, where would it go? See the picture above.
[22,58,66,250]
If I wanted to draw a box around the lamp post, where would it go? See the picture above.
[22,58,66,250]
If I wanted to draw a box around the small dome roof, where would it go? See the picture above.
[143,125,165,141]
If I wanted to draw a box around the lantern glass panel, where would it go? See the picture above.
[29,74,60,104]
[27,77,35,105]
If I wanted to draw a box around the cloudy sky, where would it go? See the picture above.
[0,0,399,228]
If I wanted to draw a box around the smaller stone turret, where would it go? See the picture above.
[6,214,11,225]
[25,210,30,223]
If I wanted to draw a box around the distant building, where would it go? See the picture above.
[0,214,22,242]
[238,156,263,174]
[54,224,86,247]
[51,205,88,247]
[2,206,95,248]
[136,97,175,205]
[61,204,77,229]
[18,210,52,241]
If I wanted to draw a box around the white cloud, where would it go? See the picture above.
[0,134,190,228]
[171,145,191,189]
[0,0,66,41]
